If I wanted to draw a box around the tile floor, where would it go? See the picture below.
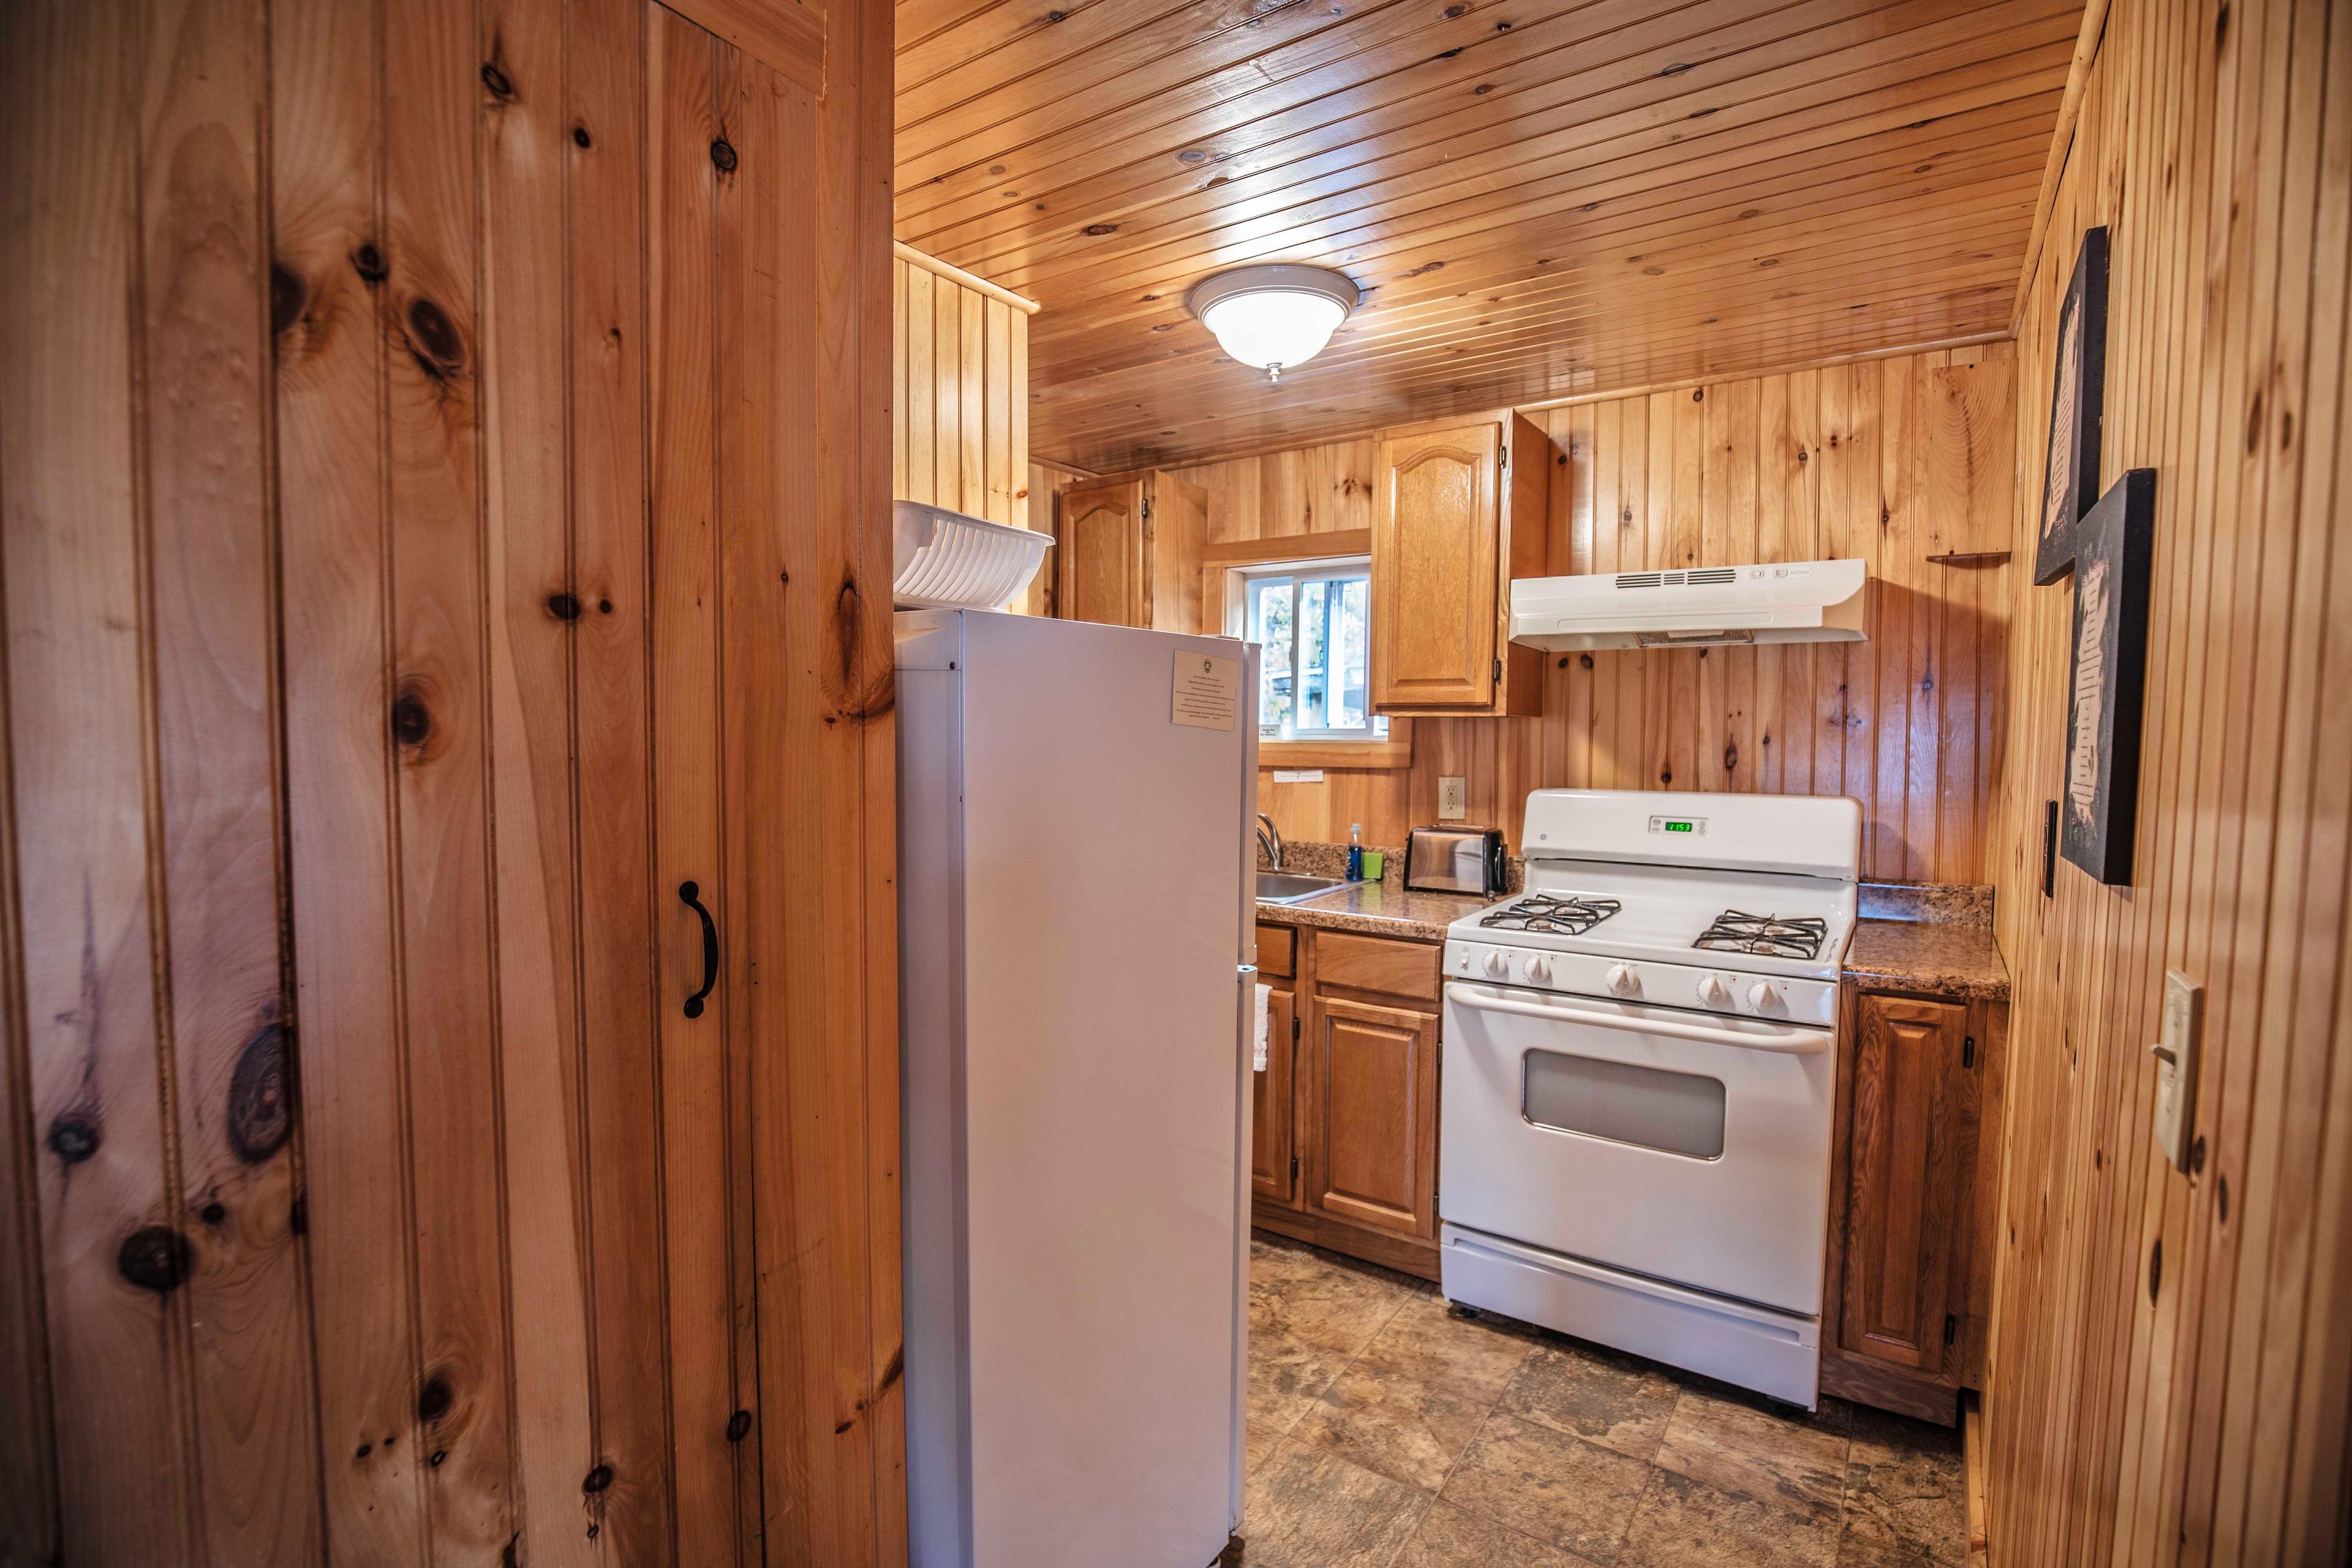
[1243,1232,1967,1567]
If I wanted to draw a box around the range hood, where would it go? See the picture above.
[1510,559,1869,650]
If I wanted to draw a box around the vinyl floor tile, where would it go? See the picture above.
[1617,1465,1841,1568]
[1250,1243,1420,1360]
[1498,1342,1683,1463]
[1248,1325,1357,1438]
[1242,1438,1433,1568]
[1238,1234,1966,1568]
[1838,1425,1968,1564]
[1361,1292,1539,1405]
[1292,1360,1491,1491]
[1389,1498,1601,1568]
[1438,1411,1654,1562]
[1653,1386,1849,1525]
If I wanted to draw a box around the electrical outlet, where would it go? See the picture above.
[1438,776,1468,821]
[2152,969,2203,1172]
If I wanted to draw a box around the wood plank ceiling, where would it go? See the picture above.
[895,0,2082,472]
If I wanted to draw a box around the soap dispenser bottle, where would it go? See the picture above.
[1346,823,1363,883]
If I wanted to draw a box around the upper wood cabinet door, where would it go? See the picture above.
[1253,983,1300,1208]
[1839,992,1971,1376]
[1307,996,1440,1240]
[1373,422,1499,709]
[1370,412,1550,715]
[1057,477,1150,627]
[1052,467,1209,631]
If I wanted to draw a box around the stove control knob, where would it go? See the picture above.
[1605,963,1640,996]
[1525,957,1553,985]
[1483,951,1510,979]
[1697,974,1733,1008]
[1748,981,1783,1011]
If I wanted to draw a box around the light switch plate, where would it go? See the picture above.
[2152,969,2203,1172]
[1438,776,1468,821]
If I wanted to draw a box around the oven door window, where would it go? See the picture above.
[1521,1049,1727,1160]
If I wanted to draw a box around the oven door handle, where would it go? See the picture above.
[1446,984,1831,1055]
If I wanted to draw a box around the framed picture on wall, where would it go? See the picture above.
[2034,226,2109,584]
[2059,469,2156,884]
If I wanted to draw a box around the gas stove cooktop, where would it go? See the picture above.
[1477,893,1623,935]
[1693,910,1831,962]
[1449,873,1855,982]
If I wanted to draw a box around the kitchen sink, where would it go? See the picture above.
[1256,872,1350,905]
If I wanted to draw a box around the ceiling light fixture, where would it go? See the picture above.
[1185,264,1359,382]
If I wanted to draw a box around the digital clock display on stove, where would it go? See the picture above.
[1646,814,1708,837]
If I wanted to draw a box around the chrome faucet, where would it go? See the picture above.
[1256,813,1284,872]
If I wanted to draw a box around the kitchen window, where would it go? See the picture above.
[1209,538,1411,769]
[1245,560,1390,745]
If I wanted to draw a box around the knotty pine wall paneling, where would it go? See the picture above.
[1981,0,2352,1561]
[892,242,1035,527]
[892,244,1045,619]
[0,0,906,1563]
[1178,344,2015,886]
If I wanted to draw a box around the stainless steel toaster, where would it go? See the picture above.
[1403,826,1507,896]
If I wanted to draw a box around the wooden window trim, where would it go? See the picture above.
[1201,528,1373,565]
[1261,732,1414,768]
[1206,532,1413,770]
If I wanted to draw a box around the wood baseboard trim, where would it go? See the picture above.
[1963,1392,1990,1564]
[1250,1204,1440,1282]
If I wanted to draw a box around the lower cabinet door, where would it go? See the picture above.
[1839,992,1970,1374]
[1308,996,1440,1239]
[1253,984,1298,1207]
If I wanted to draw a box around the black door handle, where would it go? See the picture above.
[679,881,719,1019]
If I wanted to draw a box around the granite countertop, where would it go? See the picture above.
[1253,843,2011,1000]
[1261,891,2016,1000]
[1844,916,2010,1002]
[1253,879,1486,943]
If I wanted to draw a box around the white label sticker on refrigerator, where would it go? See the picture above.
[1171,652,1240,730]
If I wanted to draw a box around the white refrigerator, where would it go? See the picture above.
[896,609,1259,1568]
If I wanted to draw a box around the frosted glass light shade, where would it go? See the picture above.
[1186,265,1359,379]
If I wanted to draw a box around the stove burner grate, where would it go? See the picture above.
[1694,910,1829,960]
[1480,893,1623,936]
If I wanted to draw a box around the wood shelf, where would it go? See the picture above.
[1926,550,2014,567]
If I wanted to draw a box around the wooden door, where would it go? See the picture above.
[0,1,904,1563]
[1839,993,1970,1374]
[1308,998,1441,1239]
[1056,476,1149,627]
[1371,422,1498,710]
[1253,985,1299,1207]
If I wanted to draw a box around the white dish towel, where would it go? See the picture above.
[1252,982,1271,1073]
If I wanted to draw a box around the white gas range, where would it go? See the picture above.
[1437,789,1861,1409]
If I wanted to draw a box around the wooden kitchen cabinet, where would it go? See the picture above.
[1370,411,1552,715]
[1823,989,2008,1423]
[1251,923,1446,1280]
[1254,922,1300,1208]
[1054,467,1207,630]
[1253,983,1298,1207]
[1308,997,1441,1241]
